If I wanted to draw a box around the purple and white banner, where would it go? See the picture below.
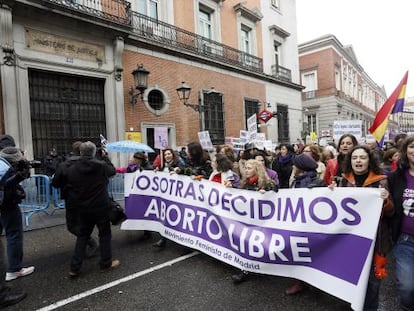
[121,171,383,311]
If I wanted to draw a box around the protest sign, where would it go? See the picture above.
[333,120,362,141]
[198,131,214,151]
[154,127,168,150]
[247,114,257,142]
[122,171,383,311]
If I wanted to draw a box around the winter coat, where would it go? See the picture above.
[1,165,26,209]
[291,171,325,189]
[182,159,213,179]
[388,166,410,243]
[341,171,394,255]
[159,159,184,173]
[52,155,115,211]
[43,154,64,177]
[323,158,338,186]
[272,154,294,189]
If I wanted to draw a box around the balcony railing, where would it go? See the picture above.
[36,2,278,76]
[271,64,292,81]
[43,0,131,25]
[130,12,263,73]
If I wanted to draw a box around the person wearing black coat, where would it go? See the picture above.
[272,143,295,189]
[53,141,99,258]
[387,135,414,311]
[52,141,118,277]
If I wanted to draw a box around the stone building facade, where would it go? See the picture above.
[0,0,302,164]
[298,34,399,143]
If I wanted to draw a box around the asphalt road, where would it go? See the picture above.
[2,212,400,311]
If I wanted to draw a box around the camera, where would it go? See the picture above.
[16,159,42,171]
[28,160,42,169]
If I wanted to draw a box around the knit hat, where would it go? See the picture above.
[133,152,146,161]
[293,153,318,171]
[0,147,23,164]
[0,135,16,150]
[245,142,257,151]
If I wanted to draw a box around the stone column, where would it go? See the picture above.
[0,4,20,143]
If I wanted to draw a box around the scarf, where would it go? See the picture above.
[278,153,293,165]
[292,171,317,188]
[354,172,369,187]
[211,173,222,184]
[247,175,259,185]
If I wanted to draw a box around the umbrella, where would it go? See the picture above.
[106,140,155,153]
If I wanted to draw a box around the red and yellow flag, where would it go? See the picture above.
[369,71,409,143]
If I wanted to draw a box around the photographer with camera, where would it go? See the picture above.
[0,146,35,284]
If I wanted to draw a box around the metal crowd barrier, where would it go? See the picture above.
[51,186,65,214]
[19,173,126,226]
[19,174,51,227]
[108,173,125,202]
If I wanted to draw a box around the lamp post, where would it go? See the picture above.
[176,82,192,107]
[176,81,215,113]
[129,64,150,106]
[176,82,221,133]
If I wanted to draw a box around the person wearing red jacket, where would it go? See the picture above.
[323,134,358,186]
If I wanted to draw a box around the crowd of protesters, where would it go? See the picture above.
[148,134,411,311]
[2,132,414,310]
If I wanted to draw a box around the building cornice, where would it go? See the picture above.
[233,3,263,22]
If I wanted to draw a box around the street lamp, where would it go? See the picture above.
[129,64,150,105]
[176,81,218,113]
[176,81,192,107]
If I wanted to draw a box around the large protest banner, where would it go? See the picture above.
[121,171,383,311]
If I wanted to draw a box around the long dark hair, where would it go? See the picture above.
[215,153,233,172]
[255,150,271,168]
[336,134,358,153]
[399,135,414,169]
[162,148,178,163]
[187,142,209,166]
[342,145,383,175]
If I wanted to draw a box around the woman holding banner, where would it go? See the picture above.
[388,135,414,311]
[152,148,185,248]
[285,153,325,295]
[209,153,240,188]
[231,159,278,284]
[336,145,393,310]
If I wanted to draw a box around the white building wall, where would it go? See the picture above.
[260,0,302,144]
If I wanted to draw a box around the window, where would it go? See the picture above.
[143,86,170,115]
[301,71,317,91]
[241,26,251,54]
[244,99,259,130]
[335,68,341,90]
[138,0,159,19]
[274,42,280,68]
[199,8,212,39]
[147,89,163,110]
[307,114,317,133]
[234,4,260,57]
[276,104,289,143]
[202,91,224,145]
